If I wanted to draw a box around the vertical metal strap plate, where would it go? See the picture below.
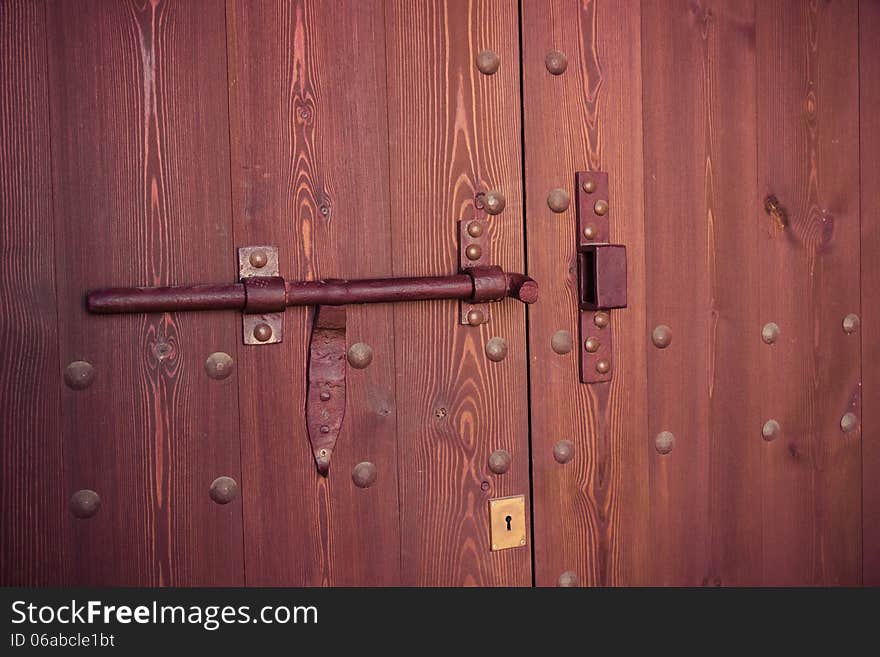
[306,305,347,475]
[238,245,283,345]
[459,218,490,325]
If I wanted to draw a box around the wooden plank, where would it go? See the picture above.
[47,0,244,585]
[0,0,65,585]
[385,0,531,585]
[641,0,763,586]
[227,0,400,585]
[756,0,861,585]
[860,0,879,586]
[522,0,649,586]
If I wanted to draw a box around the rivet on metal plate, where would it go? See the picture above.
[488,449,512,475]
[347,342,373,369]
[594,199,609,216]
[352,461,377,488]
[69,489,101,519]
[467,221,484,238]
[595,359,611,374]
[654,431,675,455]
[584,336,600,353]
[204,352,234,380]
[209,476,239,504]
[593,312,610,329]
[466,308,485,326]
[64,360,95,390]
[252,322,273,342]
[465,244,482,261]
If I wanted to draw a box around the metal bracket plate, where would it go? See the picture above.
[459,218,490,326]
[238,245,283,345]
[576,172,626,383]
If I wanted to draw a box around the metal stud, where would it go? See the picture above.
[594,199,609,216]
[64,360,95,390]
[466,309,485,326]
[553,439,574,464]
[842,313,860,334]
[204,352,234,380]
[347,342,373,369]
[761,322,780,344]
[583,225,598,240]
[476,50,500,75]
[252,322,273,343]
[582,180,596,194]
[248,249,268,269]
[467,221,484,238]
[652,325,672,349]
[654,431,675,455]
[209,476,239,504]
[485,337,508,362]
[595,359,611,374]
[465,244,482,261]
[69,489,101,519]
[545,50,568,75]
[584,336,600,353]
[488,449,512,475]
[593,312,610,329]
[352,461,378,488]
[558,570,578,587]
[762,419,780,442]
[547,188,571,213]
[484,190,506,215]
[551,330,573,354]
[840,412,858,433]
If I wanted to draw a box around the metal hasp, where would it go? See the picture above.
[576,171,627,383]
[86,246,537,475]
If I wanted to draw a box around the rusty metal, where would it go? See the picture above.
[460,218,490,326]
[576,171,627,384]
[251,322,273,342]
[483,190,506,215]
[465,244,482,261]
[466,309,485,326]
[545,50,568,75]
[652,325,672,349]
[762,420,780,442]
[205,352,234,380]
[843,313,860,334]
[346,342,373,369]
[466,220,484,238]
[551,330,573,354]
[547,188,570,213]
[485,337,508,362]
[64,360,95,390]
[69,489,100,519]
[351,461,377,488]
[557,571,579,587]
[553,439,574,464]
[654,431,675,455]
[840,412,859,433]
[239,246,283,346]
[762,322,780,345]
[307,306,347,475]
[488,449,512,474]
[475,50,500,75]
[209,476,239,504]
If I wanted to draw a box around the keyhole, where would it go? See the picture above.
[505,515,512,531]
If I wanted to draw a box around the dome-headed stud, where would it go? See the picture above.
[655,431,675,455]
[551,330,573,354]
[547,188,571,213]
[593,312,610,329]
[584,336,600,353]
[466,309,485,326]
[209,476,239,504]
[652,325,672,349]
[465,244,482,261]
[558,570,578,587]
[762,322,780,344]
[762,419,780,442]
[595,359,611,374]
[485,337,508,362]
[252,322,273,343]
[842,313,860,334]
[840,412,858,433]
[352,461,377,488]
[594,199,609,216]
[467,221,484,238]
[248,249,268,269]
[69,489,101,519]
[205,352,234,380]
[64,360,95,390]
[347,342,373,369]
[582,180,596,194]
[484,190,506,215]
[583,224,598,240]
[545,50,568,75]
[476,50,500,75]
[488,449,512,475]
[553,440,574,464]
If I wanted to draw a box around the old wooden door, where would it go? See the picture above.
[1,0,876,587]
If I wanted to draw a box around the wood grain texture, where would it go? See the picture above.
[0,0,65,585]
[860,0,879,586]
[643,0,763,586]
[47,0,244,585]
[757,0,861,585]
[227,0,400,585]
[522,0,649,586]
[385,0,531,585]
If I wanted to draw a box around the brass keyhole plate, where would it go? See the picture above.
[488,495,527,551]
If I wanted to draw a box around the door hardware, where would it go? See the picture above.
[576,171,627,383]
[488,495,527,551]
[86,246,537,474]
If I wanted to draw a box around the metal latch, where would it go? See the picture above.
[576,171,627,383]
[86,237,537,475]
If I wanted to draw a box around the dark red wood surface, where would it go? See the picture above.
[860,0,879,586]
[227,0,401,585]
[757,0,861,585]
[46,0,244,585]
[0,0,65,586]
